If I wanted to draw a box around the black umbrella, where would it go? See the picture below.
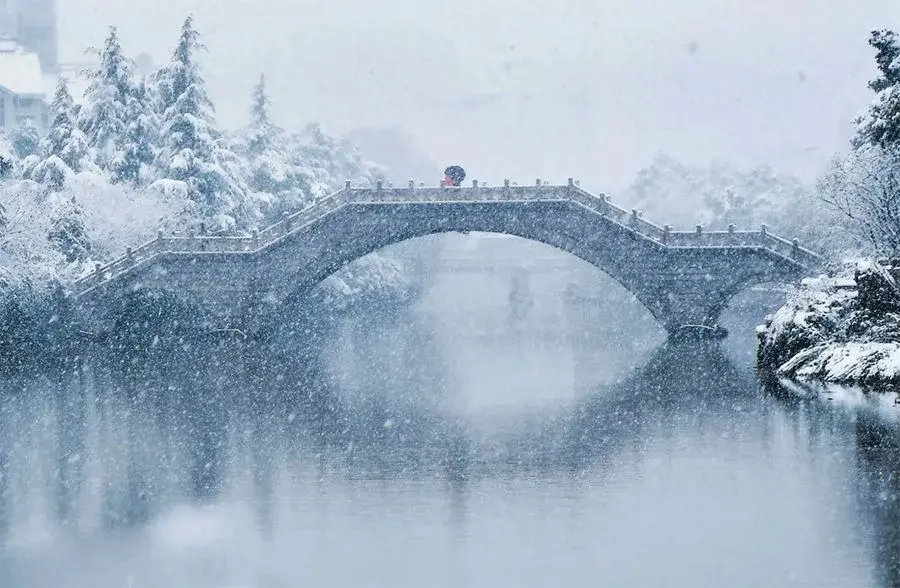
[444,165,466,186]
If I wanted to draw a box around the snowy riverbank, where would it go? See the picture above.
[757,260,900,389]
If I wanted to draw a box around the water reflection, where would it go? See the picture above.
[853,409,900,588]
[0,330,896,586]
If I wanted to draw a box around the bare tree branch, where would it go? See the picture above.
[818,147,900,256]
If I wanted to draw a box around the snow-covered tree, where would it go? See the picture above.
[47,193,92,262]
[114,76,158,184]
[248,75,274,155]
[239,75,302,220]
[287,123,381,199]
[151,16,246,229]
[0,132,15,179]
[11,119,40,160]
[79,26,134,169]
[854,29,900,150]
[818,29,900,256]
[818,147,900,255]
[29,78,90,190]
[625,153,803,231]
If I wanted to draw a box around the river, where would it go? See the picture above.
[0,256,897,588]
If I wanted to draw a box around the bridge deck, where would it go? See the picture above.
[71,179,822,297]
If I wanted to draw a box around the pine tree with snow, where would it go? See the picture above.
[79,26,134,170]
[241,74,302,219]
[151,16,247,228]
[854,29,900,150]
[287,123,380,199]
[114,76,158,184]
[11,119,40,160]
[30,78,90,189]
[47,193,92,262]
[248,75,273,155]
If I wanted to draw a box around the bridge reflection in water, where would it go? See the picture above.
[0,336,895,587]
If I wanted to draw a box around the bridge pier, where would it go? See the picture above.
[641,280,735,342]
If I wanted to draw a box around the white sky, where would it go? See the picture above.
[61,0,900,190]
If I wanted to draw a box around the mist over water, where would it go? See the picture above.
[0,242,897,588]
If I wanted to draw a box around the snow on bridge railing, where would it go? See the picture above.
[665,224,820,265]
[345,178,571,203]
[71,178,820,296]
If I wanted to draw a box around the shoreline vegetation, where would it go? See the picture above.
[756,27,900,393]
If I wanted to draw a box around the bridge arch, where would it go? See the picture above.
[261,230,667,338]
[243,200,804,338]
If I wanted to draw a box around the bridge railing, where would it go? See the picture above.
[345,182,571,203]
[665,227,820,264]
[569,185,667,241]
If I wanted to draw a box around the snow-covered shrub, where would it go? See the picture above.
[69,172,192,263]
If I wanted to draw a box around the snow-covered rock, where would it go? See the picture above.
[758,259,900,387]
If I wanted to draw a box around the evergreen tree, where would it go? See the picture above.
[248,74,273,155]
[114,77,158,184]
[30,78,89,189]
[47,194,91,262]
[151,16,246,224]
[287,123,377,199]
[241,75,299,218]
[854,29,900,150]
[11,119,40,160]
[79,26,134,169]
[868,29,900,93]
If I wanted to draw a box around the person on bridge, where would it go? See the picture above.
[444,165,466,187]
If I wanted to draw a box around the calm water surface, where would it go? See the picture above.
[0,275,897,588]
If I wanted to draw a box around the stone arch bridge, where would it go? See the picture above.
[71,179,822,339]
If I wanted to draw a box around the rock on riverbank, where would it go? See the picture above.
[757,260,900,387]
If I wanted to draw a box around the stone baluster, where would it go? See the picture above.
[696,224,703,236]
[663,224,671,244]
[792,238,799,258]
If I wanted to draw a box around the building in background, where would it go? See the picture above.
[0,0,55,131]
[0,41,48,130]
[10,0,57,74]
